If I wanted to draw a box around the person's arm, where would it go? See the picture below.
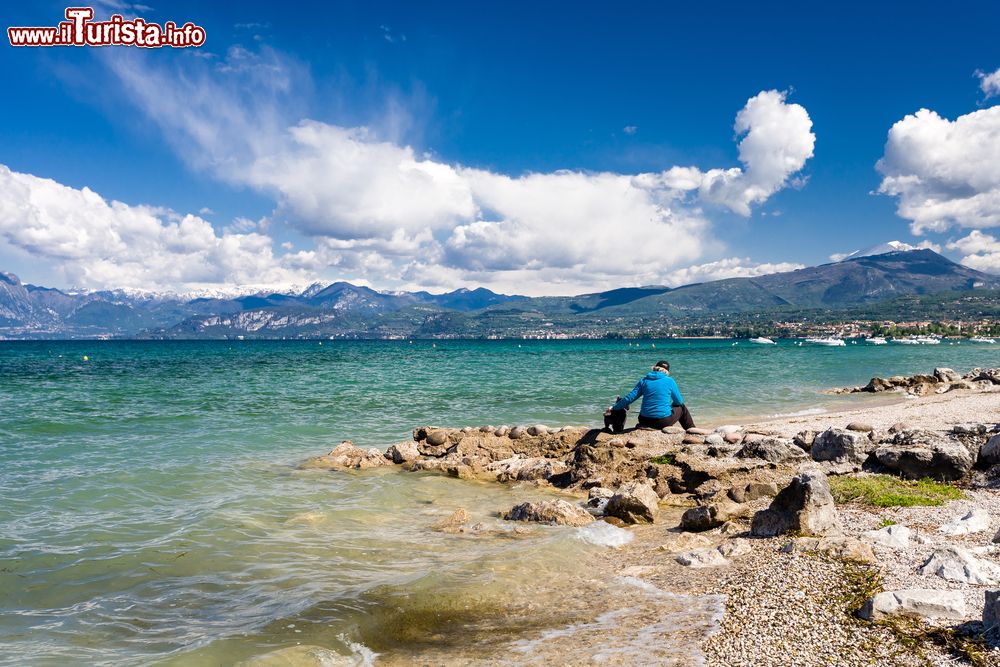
[613,380,644,411]
[670,378,684,406]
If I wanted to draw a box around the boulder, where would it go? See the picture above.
[503,500,594,527]
[981,434,1000,467]
[300,441,391,470]
[985,590,1000,631]
[940,507,991,536]
[875,430,976,481]
[751,470,841,537]
[793,430,816,451]
[858,590,967,622]
[675,547,730,568]
[934,367,963,383]
[737,437,808,464]
[680,500,747,532]
[717,537,752,558]
[432,508,470,533]
[728,481,780,504]
[527,424,550,436]
[811,428,873,466]
[425,429,450,446]
[919,545,1000,585]
[780,536,875,563]
[847,422,874,433]
[386,441,420,464]
[605,481,660,524]
[862,524,912,549]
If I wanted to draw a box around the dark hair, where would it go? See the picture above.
[654,360,670,371]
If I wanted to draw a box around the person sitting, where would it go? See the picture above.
[610,360,695,430]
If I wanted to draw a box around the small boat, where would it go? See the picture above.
[969,336,996,344]
[748,337,776,345]
[867,337,887,345]
[805,337,846,347]
[891,335,940,345]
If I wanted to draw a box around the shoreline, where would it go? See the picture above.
[293,374,1000,666]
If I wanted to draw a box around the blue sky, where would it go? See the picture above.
[2,1,1000,295]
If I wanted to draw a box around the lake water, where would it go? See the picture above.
[1,338,997,664]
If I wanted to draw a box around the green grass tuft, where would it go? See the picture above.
[877,517,897,528]
[650,453,676,465]
[829,474,964,508]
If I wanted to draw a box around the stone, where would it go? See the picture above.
[527,424,550,436]
[723,432,743,444]
[386,441,420,464]
[940,507,991,536]
[704,433,725,447]
[716,521,743,536]
[605,481,660,524]
[717,537,752,558]
[494,426,510,437]
[811,428,874,466]
[727,481,779,504]
[486,456,568,482]
[934,367,962,383]
[508,426,527,439]
[432,508,470,533]
[658,532,712,552]
[236,645,360,667]
[981,434,1000,467]
[751,470,841,537]
[985,590,1000,631]
[919,545,1000,585]
[846,422,874,432]
[792,430,816,451]
[299,441,391,470]
[662,424,686,434]
[687,427,713,436]
[889,422,913,433]
[680,500,746,532]
[675,547,730,568]
[875,430,976,481]
[503,500,594,527]
[862,524,912,549]
[715,425,742,434]
[426,429,450,446]
[737,437,807,464]
[682,435,705,445]
[858,590,967,622]
[780,536,875,563]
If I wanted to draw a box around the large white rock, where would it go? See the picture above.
[919,545,1000,585]
[862,524,912,549]
[859,589,967,621]
[675,547,730,568]
[940,507,991,536]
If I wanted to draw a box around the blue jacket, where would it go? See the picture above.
[613,370,684,417]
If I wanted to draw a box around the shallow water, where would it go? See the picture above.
[1,339,997,664]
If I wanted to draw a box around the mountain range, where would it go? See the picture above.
[2,247,998,339]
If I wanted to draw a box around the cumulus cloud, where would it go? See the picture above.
[0,164,309,292]
[662,257,805,286]
[877,106,1000,234]
[977,67,1000,98]
[92,48,817,294]
[947,230,1000,274]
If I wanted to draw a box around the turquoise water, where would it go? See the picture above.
[1,338,998,664]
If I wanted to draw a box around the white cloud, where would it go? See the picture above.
[662,257,805,286]
[977,67,1000,98]
[947,230,1000,274]
[0,164,309,292]
[877,106,1000,234]
[623,125,637,135]
[92,48,817,295]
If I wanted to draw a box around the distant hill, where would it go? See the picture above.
[1,249,997,339]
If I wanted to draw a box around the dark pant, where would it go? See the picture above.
[637,405,695,430]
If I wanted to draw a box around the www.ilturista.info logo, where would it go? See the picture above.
[8,7,206,48]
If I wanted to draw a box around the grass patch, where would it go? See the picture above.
[829,474,964,507]
[877,517,897,528]
[650,453,676,465]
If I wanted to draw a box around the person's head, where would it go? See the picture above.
[653,360,670,373]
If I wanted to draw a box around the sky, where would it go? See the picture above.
[2,1,1000,296]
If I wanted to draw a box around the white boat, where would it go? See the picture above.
[749,337,776,345]
[891,335,940,345]
[969,336,996,344]
[805,337,846,347]
[867,337,887,345]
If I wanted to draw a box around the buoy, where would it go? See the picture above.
[318,342,322,345]
[83,355,89,361]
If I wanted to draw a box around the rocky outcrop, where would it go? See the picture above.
[874,430,976,480]
[300,441,391,470]
[386,441,420,464]
[503,500,594,527]
[751,470,841,537]
[919,545,1000,585]
[849,366,1000,395]
[605,481,659,524]
[811,428,874,467]
[859,590,967,622]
